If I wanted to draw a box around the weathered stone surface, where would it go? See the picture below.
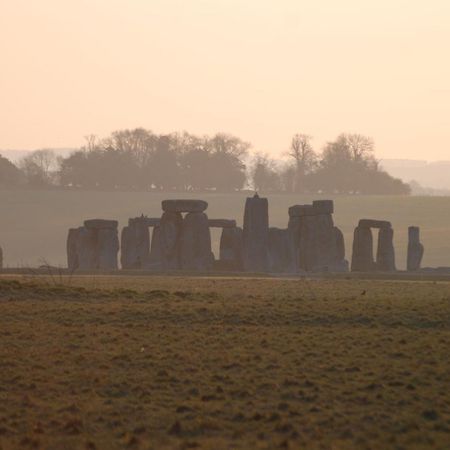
[376,227,396,272]
[358,219,392,229]
[407,226,424,272]
[288,211,347,273]
[129,217,160,228]
[160,211,183,270]
[120,218,150,269]
[243,194,269,272]
[76,227,97,270]
[268,228,292,272]
[208,219,237,228]
[312,200,334,215]
[288,205,316,217]
[219,227,243,270]
[334,226,345,262]
[180,212,214,271]
[162,199,208,213]
[67,228,80,271]
[98,228,119,270]
[147,226,163,269]
[0,246,3,270]
[84,219,118,230]
[351,226,375,272]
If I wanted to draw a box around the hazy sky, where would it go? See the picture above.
[1,0,449,159]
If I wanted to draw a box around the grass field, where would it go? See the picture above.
[2,190,450,269]
[0,275,449,449]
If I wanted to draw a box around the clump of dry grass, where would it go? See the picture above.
[0,276,449,449]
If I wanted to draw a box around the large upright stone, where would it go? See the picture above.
[407,226,424,272]
[219,227,243,270]
[243,194,269,272]
[180,212,214,271]
[162,199,208,213]
[288,200,346,273]
[67,228,80,271]
[148,226,163,269]
[160,211,183,270]
[351,226,375,272]
[376,227,396,272]
[268,228,292,272]
[0,246,3,270]
[76,227,97,270]
[98,228,119,270]
[334,227,345,262]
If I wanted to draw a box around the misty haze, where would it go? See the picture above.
[1,2,450,449]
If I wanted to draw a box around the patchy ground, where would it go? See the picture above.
[0,275,449,450]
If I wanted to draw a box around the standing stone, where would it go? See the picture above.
[76,227,97,270]
[180,212,214,271]
[243,194,269,272]
[297,215,319,272]
[219,227,243,270]
[98,228,119,270]
[268,228,292,272]
[351,226,375,272]
[334,227,345,262]
[160,211,183,270]
[407,226,424,272]
[148,226,163,269]
[67,228,80,271]
[120,226,132,269]
[0,246,3,270]
[376,227,396,272]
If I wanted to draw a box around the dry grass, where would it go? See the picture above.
[0,275,450,449]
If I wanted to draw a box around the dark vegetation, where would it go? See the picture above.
[1,130,410,194]
[0,276,449,449]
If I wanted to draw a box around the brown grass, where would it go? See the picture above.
[0,275,449,449]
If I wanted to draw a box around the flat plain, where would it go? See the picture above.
[2,190,450,268]
[0,275,449,449]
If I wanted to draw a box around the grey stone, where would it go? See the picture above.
[208,219,237,228]
[351,226,375,272]
[243,194,269,272]
[334,226,345,262]
[312,200,334,214]
[160,211,183,270]
[76,227,97,270]
[288,205,316,217]
[129,217,160,228]
[376,227,396,272]
[288,211,347,273]
[162,199,208,213]
[67,228,79,271]
[358,219,392,229]
[0,246,3,270]
[147,226,163,269]
[84,219,118,230]
[98,228,119,270]
[268,228,292,272]
[407,226,424,272]
[120,226,132,269]
[180,212,214,271]
[121,217,151,269]
[219,227,243,270]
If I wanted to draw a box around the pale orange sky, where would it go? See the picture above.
[1,0,449,159]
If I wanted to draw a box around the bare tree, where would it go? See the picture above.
[288,134,316,192]
[19,149,57,187]
[343,133,374,161]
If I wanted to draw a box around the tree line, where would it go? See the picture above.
[0,129,410,194]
